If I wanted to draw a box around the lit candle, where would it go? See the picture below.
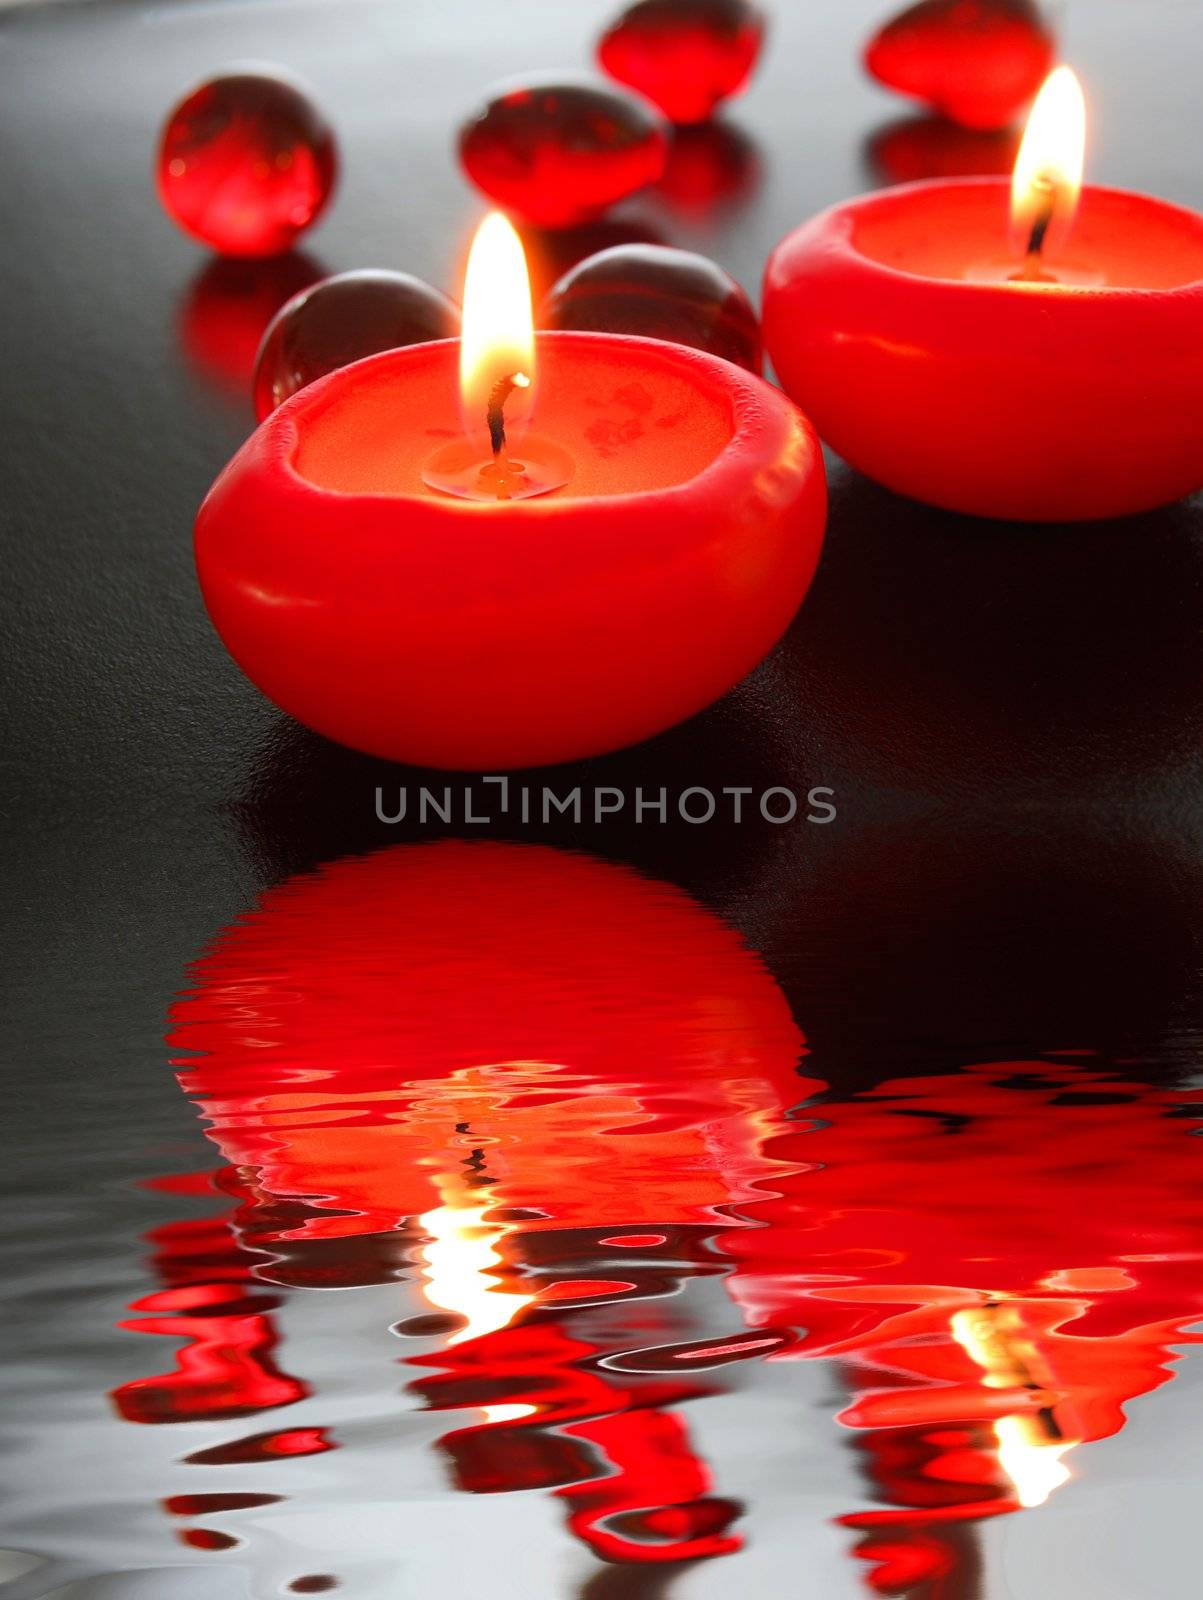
[762,67,1203,521]
[196,215,826,768]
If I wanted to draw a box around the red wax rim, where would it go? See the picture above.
[194,331,826,768]
[847,180,1203,290]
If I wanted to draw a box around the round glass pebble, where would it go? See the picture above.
[253,269,460,419]
[864,0,1056,132]
[180,252,324,398]
[598,0,765,125]
[654,121,760,214]
[158,69,337,256]
[543,243,761,373]
[458,75,668,230]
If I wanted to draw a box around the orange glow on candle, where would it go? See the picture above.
[1010,66,1087,258]
[459,211,535,439]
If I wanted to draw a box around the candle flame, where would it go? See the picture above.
[418,1195,536,1348]
[994,1415,1074,1509]
[417,1181,538,1422]
[951,1304,1076,1510]
[460,212,535,440]
[1010,67,1087,256]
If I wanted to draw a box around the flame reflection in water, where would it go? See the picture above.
[102,843,1203,1595]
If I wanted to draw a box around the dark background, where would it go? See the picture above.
[2,0,1202,1215]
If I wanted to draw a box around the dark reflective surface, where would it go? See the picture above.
[863,113,1020,185]
[2,0,1203,1596]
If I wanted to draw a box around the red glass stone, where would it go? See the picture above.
[458,75,669,230]
[253,269,460,420]
[157,70,337,257]
[863,0,1056,132]
[867,112,1020,183]
[598,0,765,125]
[542,243,761,374]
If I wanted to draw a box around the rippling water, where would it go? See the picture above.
[3,842,1203,1598]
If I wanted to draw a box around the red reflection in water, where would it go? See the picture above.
[112,1173,308,1426]
[722,1063,1203,1590]
[867,114,1020,184]
[120,843,806,1568]
[653,121,761,215]
[184,1426,334,1467]
[411,1313,742,1562]
[178,252,324,401]
[111,843,1203,1592]
[179,1527,239,1551]
[170,842,809,1243]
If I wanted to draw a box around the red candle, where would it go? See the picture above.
[196,215,825,768]
[764,68,1203,521]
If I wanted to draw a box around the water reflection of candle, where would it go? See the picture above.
[722,1060,1203,1591]
[418,1188,536,1350]
[950,1302,1075,1508]
[417,1178,538,1424]
[170,843,807,1243]
[113,847,1203,1595]
[150,840,808,1570]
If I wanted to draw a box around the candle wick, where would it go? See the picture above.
[1015,175,1057,283]
[486,371,530,460]
[482,370,532,502]
[1025,201,1053,263]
